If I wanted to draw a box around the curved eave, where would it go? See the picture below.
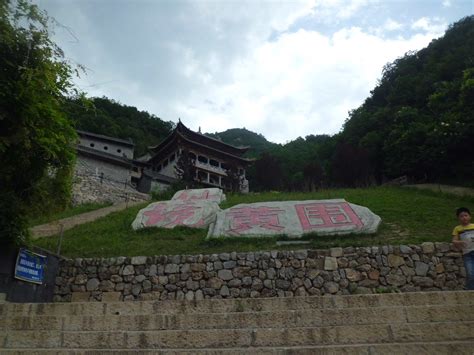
[177,121,250,155]
[150,131,253,165]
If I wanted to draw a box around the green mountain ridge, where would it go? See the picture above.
[205,128,278,158]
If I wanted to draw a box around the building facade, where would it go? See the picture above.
[143,121,251,193]
[76,130,135,183]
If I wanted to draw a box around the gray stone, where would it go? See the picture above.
[330,247,343,257]
[264,279,273,289]
[132,284,142,296]
[190,263,206,272]
[276,279,291,290]
[219,253,231,261]
[158,276,168,285]
[399,245,412,254]
[421,242,435,254]
[324,257,338,271]
[345,269,362,282]
[267,268,277,279]
[324,281,339,294]
[195,289,204,301]
[412,276,434,287]
[142,280,152,292]
[99,280,115,292]
[122,265,134,276]
[228,279,242,287]
[176,290,185,300]
[220,285,230,297]
[165,264,179,274]
[294,250,308,259]
[131,256,147,265]
[388,254,405,267]
[242,276,253,286]
[185,290,194,301]
[415,261,429,276]
[223,260,237,269]
[149,265,157,276]
[74,274,88,285]
[86,278,99,291]
[135,275,146,283]
[208,277,223,289]
[435,242,450,253]
[386,274,406,286]
[218,269,234,281]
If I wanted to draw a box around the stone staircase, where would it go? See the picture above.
[1,291,473,354]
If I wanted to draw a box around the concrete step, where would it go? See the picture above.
[2,322,474,349]
[2,305,473,332]
[2,341,474,354]
[1,291,473,317]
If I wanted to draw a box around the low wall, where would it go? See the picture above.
[72,172,150,206]
[54,242,466,302]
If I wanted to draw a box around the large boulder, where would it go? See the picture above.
[132,200,221,230]
[172,188,226,204]
[207,199,381,238]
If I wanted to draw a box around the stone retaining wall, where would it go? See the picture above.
[54,242,466,302]
[72,172,150,206]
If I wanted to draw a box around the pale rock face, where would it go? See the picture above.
[132,188,226,230]
[207,199,381,238]
[171,188,226,204]
[131,200,221,230]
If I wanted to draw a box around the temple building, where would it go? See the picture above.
[76,130,135,184]
[139,121,252,193]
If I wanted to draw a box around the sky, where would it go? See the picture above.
[37,0,473,143]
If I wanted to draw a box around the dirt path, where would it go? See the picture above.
[406,183,474,197]
[30,200,145,239]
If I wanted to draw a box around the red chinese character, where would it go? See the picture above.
[295,202,362,231]
[176,190,211,201]
[226,206,285,235]
[143,203,203,227]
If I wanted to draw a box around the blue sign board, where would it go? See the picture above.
[14,248,46,284]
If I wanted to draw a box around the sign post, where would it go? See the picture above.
[14,248,46,284]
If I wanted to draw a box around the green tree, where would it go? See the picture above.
[0,0,78,244]
[174,150,197,188]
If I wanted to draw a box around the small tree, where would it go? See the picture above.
[224,162,243,193]
[303,162,324,191]
[174,149,197,188]
[254,153,283,191]
[0,0,79,244]
[330,143,371,187]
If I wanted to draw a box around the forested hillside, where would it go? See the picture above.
[206,128,277,157]
[64,16,473,191]
[249,16,474,191]
[342,16,474,182]
[65,97,174,156]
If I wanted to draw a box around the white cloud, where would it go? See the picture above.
[312,0,376,21]
[177,26,445,143]
[38,1,456,144]
[412,17,447,33]
[383,18,403,31]
[442,0,452,8]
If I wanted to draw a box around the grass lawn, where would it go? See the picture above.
[31,187,474,258]
[28,202,112,227]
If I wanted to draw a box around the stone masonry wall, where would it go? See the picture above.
[72,172,150,206]
[54,242,466,302]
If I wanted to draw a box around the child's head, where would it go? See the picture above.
[456,207,471,225]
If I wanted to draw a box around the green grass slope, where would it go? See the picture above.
[32,187,473,258]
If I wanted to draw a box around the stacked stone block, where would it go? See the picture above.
[54,242,466,302]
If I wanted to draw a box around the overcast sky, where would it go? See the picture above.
[37,0,473,143]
